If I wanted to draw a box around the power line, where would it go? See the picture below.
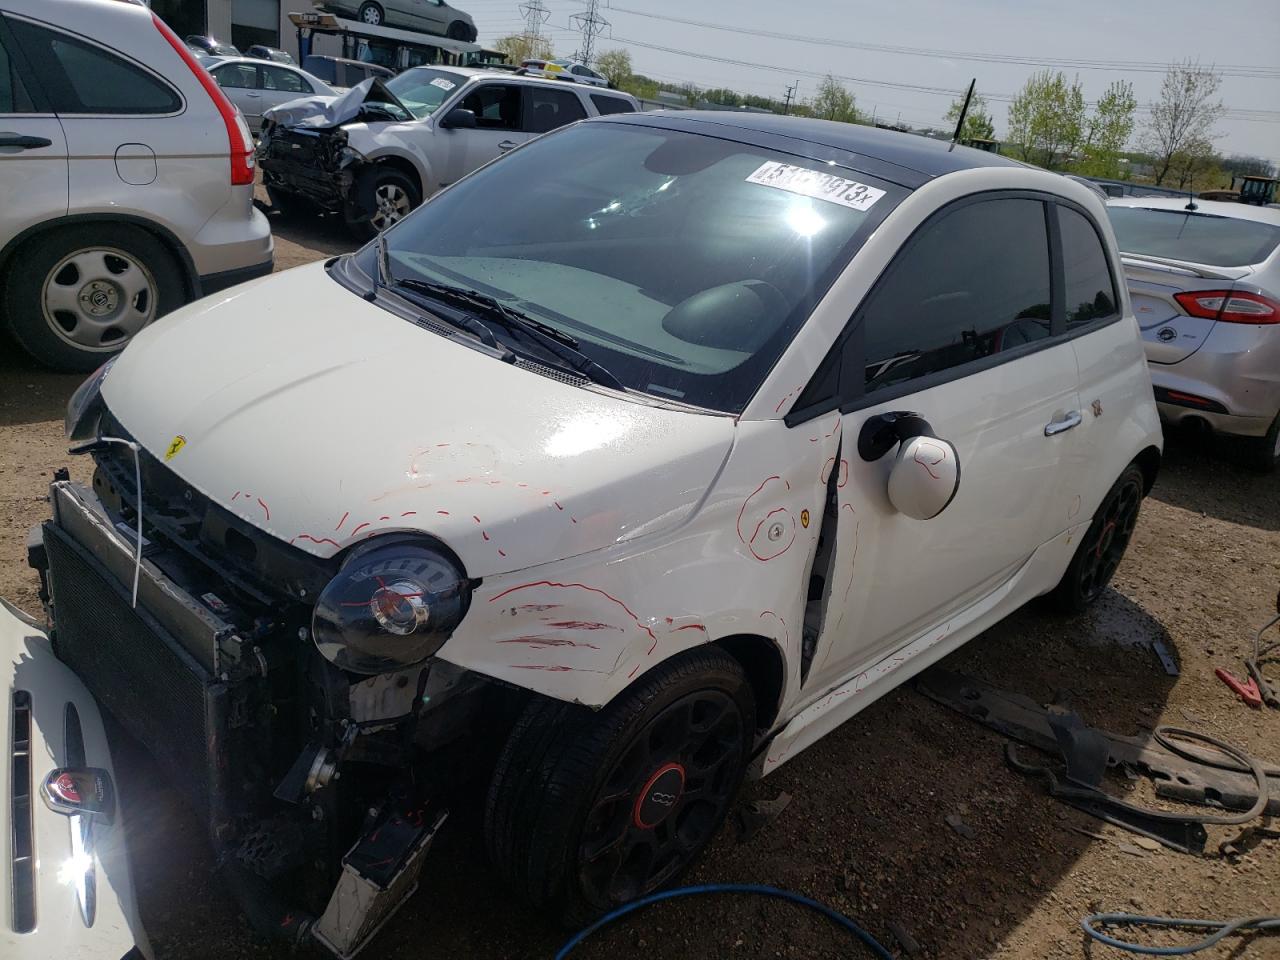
[607,5,1280,80]
[569,0,608,64]
[518,0,550,41]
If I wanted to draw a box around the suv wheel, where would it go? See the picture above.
[357,2,383,25]
[485,647,754,925]
[347,167,420,240]
[1048,464,1145,613]
[3,224,184,372]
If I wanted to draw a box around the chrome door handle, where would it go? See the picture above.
[498,139,517,151]
[1044,411,1082,436]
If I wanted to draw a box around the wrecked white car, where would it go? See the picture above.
[28,113,1161,956]
[258,67,638,238]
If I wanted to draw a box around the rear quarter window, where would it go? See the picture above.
[1107,206,1280,267]
[1058,206,1119,329]
[9,19,181,115]
[590,93,635,115]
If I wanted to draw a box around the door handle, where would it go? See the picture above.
[498,139,517,151]
[1044,411,1082,436]
[246,93,263,98]
[0,133,53,149]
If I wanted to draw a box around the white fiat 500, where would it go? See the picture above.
[26,113,1161,954]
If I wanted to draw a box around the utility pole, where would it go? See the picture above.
[519,0,549,43]
[782,81,798,115]
[570,0,609,65]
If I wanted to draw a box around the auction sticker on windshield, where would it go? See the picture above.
[746,161,885,211]
[430,77,456,90]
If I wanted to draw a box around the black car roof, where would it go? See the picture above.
[596,111,1025,190]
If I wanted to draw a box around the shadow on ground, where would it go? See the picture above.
[1150,427,1279,532]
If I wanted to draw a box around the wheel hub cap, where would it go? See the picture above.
[79,280,120,318]
[633,763,685,829]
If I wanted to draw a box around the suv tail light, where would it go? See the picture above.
[1173,289,1280,324]
[150,13,255,186]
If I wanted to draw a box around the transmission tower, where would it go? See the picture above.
[519,0,550,41]
[570,0,609,65]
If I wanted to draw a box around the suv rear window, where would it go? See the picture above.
[1107,206,1280,267]
[591,93,634,115]
[9,20,181,115]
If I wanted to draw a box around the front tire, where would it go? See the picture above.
[357,1,384,25]
[1048,464,1145,613]
[2,223,185,372]
[345,166,420,241]
[446,20,471,40]
[485,647,754,925]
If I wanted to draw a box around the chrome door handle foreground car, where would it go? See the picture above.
[0,133,52,149]
[498,139,518,151]
[1044,411,1082,436]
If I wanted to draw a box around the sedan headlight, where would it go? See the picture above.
[312,537,470,675]
[65,358,116,441]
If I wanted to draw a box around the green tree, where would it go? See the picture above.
[1167,137,1220,190]
[1078,80,1137,178]
[492,33,553,65]
[944,92,996,142]
[810,75,859,124]
[1141,60,1223,186]
[1006,70,1086,169]
[594,49,632,88]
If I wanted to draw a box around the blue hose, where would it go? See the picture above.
[1082,912,1280,955]
[556,883,895,959]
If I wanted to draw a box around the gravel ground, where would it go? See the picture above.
[1,204,1278,960]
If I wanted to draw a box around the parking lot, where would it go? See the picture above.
[1,202,1277,959]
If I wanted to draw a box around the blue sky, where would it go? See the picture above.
[470,0,1280,162]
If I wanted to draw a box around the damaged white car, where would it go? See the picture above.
[21,113,1161,956]
[258,67,638,238]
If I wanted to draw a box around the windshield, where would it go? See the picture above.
[1108,206,1280,267]
[384,68,466,119]
[375,122,903,412]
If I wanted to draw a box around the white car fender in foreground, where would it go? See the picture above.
[0,599,150,959]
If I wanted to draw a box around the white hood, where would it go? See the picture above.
[102,263,735,576]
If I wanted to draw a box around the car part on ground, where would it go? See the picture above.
[918,668,1279,852]
[1216,596,1280,709]
[0,0,273,371]
[556,883,895,959]
[0,597,151,958]
[25,115,1161,955]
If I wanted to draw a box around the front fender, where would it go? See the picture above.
[347,127,436,195]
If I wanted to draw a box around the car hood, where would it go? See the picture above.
[101,263,735,577]
[264,77,408,129]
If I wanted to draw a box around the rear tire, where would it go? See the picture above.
[345,167,420,241]
[1244,412,1280,473]
[1048,464,1145,614]
[2,223,185,372]
[446,20,470,40]
[485,647,754,926]
[357,1,383,25]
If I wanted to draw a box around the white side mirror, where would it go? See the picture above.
[887,435,961,520]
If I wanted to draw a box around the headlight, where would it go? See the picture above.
[64,358,115,441]
[312,537,470,675]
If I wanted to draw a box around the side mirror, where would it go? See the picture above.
[859,411,961,521]
[439,107,477,129]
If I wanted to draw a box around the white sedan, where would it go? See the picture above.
[520,57,609,86]
[204,56,337,133]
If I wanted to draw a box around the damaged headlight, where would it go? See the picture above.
[64,357,116,441]
[312,537,471,675]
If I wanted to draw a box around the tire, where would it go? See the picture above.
[485,646,754,926]
[1244,412,1280,473]
[357,1,383,25]
[1048,464,1145,614]
[446,20,469,40]
[345,166,420,241]
[2,223,185,372]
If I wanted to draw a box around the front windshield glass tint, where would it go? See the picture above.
[1107,206,1280,267]
[381,123,903,412]
[384,68,465,119]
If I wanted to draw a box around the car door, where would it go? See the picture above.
[209,62,263,130]
[521,84,587,137]
[802,194,1082,688]
[258,64,314,117]
[0,17,69,236]
[434,81,528,186]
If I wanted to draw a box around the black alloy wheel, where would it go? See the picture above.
[1050,464,1145,613]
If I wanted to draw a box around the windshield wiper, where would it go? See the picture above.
[389,276,625,392]
[372,235,510,355]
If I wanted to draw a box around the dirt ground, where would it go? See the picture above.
[1,205,1277,960]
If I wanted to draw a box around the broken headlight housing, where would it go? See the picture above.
[64,357,115,441]
[312,537,470,675]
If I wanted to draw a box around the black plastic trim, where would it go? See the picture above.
[200,257,274,295]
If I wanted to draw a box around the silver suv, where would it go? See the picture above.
[0,0,273,371]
